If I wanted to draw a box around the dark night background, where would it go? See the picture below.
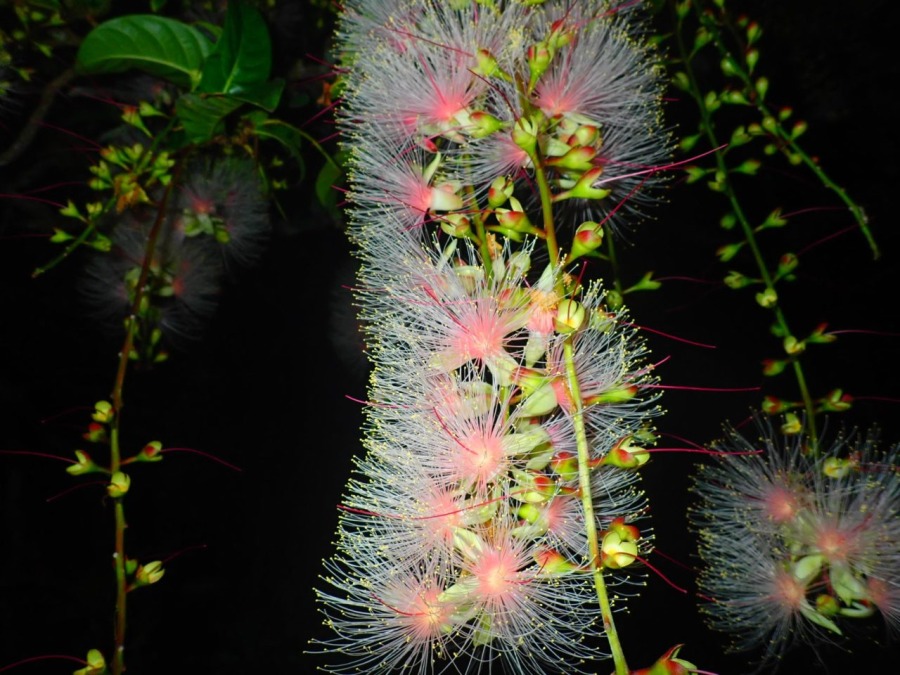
[1,1,898,673]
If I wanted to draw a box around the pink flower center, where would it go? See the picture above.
[457,432,505,487]
[474,548,519,598]
[451,302,509,364]
[773,571,806,612]
[763,485,800,523]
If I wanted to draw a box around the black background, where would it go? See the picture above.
[1,1,899,673]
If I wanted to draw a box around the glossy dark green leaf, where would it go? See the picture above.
[175,93,242,143]
[198,0,272,95]
[227,79,285,112]
[76,15,212,89]
[249,117,304,167]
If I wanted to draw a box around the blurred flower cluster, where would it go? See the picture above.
[691,421,900,667]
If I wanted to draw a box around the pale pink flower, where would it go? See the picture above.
[692,423,900,664]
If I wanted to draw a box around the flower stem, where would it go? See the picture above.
[675,10,819,447]
[699,7,878,260]
[107,161,181,675]
[563,338,629,675]
[527,148,560,267]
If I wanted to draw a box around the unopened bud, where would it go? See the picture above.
[545,145,596,172]
[73,648,107,675]
[527,43,552,89]
[572,124,600,147]
[552,167,610,201]
[534,548,580,576]
[66,450,103,476]
[488,175,514,208]
[134,560,166,588]
[92,400,114,424]
[554,299,585,333]
[107,471,131,498]
[512,115,540,155]
[569,221,603,261]
[755,287,778,308]
[135,440,164,463]
[473,48,509,81]
[601,526,639,569]
[467,111,504,138]
[601,436,650,469]
[550,451,579,482]
[440,213,472,238]
[518,381,559,417]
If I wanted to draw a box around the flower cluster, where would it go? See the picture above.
[82,157,269,357]
[317,1,669,673]
[691,421,900,667]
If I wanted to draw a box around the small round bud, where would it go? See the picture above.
[487,176,514,208]
[73,649,107,675]
[66,450,103,476]
[134,560,166,588]
[755,287,778,308]
[107,471,131,498]
[554,299,586,334]
[92,400,114,424]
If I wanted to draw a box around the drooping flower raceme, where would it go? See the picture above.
[316,2,669,672]
[690,422,900,667]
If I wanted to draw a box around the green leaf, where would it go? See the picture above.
[198,0,272,95]
[227,79,284,112]
[249,116,306,169]
[316,158,344,214]
[175,93,242,143]
[76,15,212,89]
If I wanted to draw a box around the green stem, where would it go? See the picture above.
[109,426,127,675]
[605,233,625,297]
[523,104,628,669]
[700,9,878,259]
[107,162,181,675]
[527,149,560,267]
[563,339,629,675]
[675,9,819,447]
[465,184,494,280]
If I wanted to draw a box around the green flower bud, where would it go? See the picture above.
[73,648,107,675]
[107,471,131,498]
[487,175,514,208]
[134,560,166,588]
[440,213,472,238]
[783,335,806,355]
[569,221,603,261]
[601,529,638,569]
[518,381,559,417]
[66,450,104,476]
[554,299,586,334]
[527,42,552,89]
[552,167,610,201]
[724,270,751,289]
[533,548,580,576]
[512,115,539,155]
[755,287,778,308]
[467,111,504,138]
[545,145,597,172]
[135,440,164,463]
[92,400,114,424]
